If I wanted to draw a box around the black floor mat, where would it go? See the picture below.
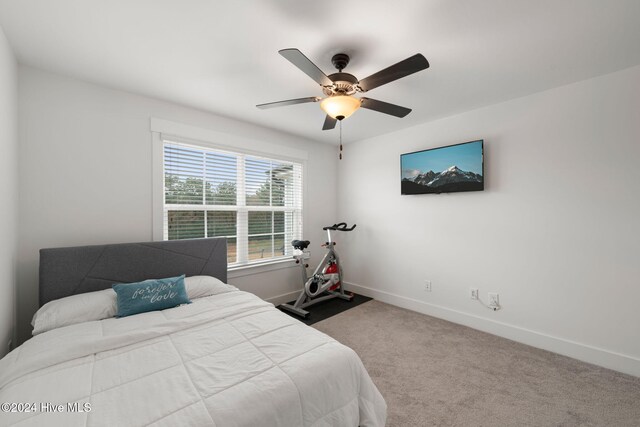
[277,293,372,325]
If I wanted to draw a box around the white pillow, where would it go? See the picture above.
[31,288,117,336]
[32,275,237,335]
[185,275,238,299]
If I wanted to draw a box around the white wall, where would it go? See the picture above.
[338,65,640,376]
[0,25,17,357]
[17,66,337,344]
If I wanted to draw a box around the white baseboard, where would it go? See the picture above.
[345,282,640,378]
[265,290,300,307]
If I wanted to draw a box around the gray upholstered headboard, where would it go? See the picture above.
[39,238,227,306]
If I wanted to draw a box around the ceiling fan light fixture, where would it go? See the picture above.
[320,95,361,120]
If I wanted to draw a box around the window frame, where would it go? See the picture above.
[151,119,308,273]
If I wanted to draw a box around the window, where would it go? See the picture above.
[162,139,303,266]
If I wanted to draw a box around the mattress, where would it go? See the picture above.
[0,290,386,426]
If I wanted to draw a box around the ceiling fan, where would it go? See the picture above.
[256,49,429,130]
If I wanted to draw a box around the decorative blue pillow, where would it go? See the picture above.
[112,275,191,318]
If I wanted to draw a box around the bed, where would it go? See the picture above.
[0,238,386,427]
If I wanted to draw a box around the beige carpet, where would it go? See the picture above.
[312,300,640,427]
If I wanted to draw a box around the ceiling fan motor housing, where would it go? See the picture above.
[322,53,362,96]
[323,72,358,96]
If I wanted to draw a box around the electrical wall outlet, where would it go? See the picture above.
[488,292,500,308]
[470,288,478,300]
[424,280,432,292]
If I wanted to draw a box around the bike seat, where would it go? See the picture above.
[291,240,310,250]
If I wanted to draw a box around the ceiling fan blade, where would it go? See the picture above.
[360,97,412,118]
[358,54,429,92]
[279,48,333,87]
[322,115,337,130]
[256,97,321,109]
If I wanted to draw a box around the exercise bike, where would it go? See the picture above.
[279,223,356,319]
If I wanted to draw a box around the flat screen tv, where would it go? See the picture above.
[401,140,484,195]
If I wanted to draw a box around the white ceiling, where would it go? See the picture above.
[1,0,640,144]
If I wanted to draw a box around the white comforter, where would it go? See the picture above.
[0,291,386,427]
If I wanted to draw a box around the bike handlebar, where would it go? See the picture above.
[322,223,357,231]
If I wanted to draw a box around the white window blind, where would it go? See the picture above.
[162,139,303,266]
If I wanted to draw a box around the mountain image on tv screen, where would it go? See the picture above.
[401,140,484,194]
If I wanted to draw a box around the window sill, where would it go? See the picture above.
[227,257,297,279]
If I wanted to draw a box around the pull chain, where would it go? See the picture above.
[339,121,343,160]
